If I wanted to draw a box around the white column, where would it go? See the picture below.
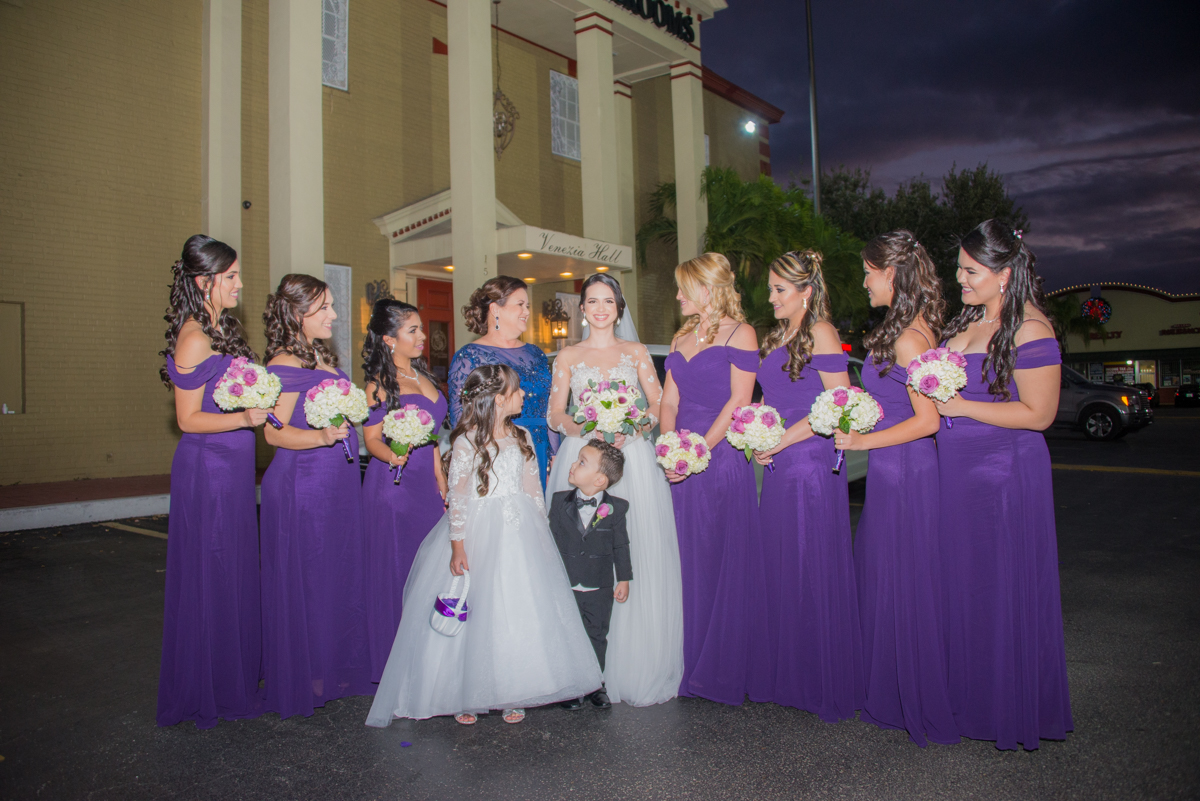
[574,12,619,243]
[613,80,637,326]
[269,0,325,287]
[670,59,707,263]
[201,0,242,254]
[448,0,498,347]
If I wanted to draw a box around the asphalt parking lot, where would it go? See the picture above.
[2,410,1198,800]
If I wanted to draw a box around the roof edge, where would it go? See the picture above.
[701,65,784,124]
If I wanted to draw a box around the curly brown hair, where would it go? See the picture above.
[861,231,945,376]
[943,219,1047,399]
[758,250,831,381]
[159,235,257,388]
[461,276,529,336]
[263,274,337,370]
[445,364,535,496]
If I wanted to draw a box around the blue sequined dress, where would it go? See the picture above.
[448,342,556,488]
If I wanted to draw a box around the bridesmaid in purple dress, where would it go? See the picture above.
[260,274,373,718]
[835,232,957,746]
[360,299,449,681]
[750,250,864,721]
[936,220,1072,750]
[157,235,271,728]
[659,253,770,705]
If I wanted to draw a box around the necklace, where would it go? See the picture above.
[396,364,419,381]
[780,326,799,345]
[977,313,1000,326]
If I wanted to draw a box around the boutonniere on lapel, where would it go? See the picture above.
[590,503,613,528]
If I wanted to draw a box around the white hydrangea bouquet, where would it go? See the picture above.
[725,403,786,472]
[809,386,884,474]
[212,357,284,429]
[381,403,438,484]
[654,429,711,478]
[906,346,969,428]
[569,378,650,444]
[304,377,370,463]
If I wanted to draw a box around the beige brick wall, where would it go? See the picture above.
[0,0,204,485]
[705,93,769,184]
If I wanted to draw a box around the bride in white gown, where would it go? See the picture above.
[367,364,602,726]
[546,274,685,706]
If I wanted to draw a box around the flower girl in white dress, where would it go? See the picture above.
[366,364,603,727]
[546,274,685,706]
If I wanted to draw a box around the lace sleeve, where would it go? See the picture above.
[446,435,477,541]
[634,344,662,427]
[518,437,548,516]
[447,347,479,428]
[546,353,581,437]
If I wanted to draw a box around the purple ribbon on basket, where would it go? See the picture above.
[433,596,469,622]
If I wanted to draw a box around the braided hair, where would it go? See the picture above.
[446,365,535,496]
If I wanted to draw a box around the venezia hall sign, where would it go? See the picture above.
[608,0,696,43]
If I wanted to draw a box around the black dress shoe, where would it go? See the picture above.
[559,697,583,710]
[587,689,611,709]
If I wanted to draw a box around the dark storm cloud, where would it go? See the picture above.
[700,1,1200,292]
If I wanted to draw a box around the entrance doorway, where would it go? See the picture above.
[417,278,454,395]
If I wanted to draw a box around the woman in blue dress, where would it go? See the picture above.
[448,276,555,488]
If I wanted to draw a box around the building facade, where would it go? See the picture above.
[0,0,783,484]
[1049,283,1200,402]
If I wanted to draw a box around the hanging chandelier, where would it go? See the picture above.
[492,0,519,160]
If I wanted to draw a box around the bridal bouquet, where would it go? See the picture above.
[304,378,370,463]
[654,429,711,478]
[906,347,969,428]
[725,403,786,472]
[212,357,283,429]
[381,404,438,484]
[809,386,884,474]
[570,378,649,444]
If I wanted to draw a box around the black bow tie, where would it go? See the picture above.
[575,495,599,508]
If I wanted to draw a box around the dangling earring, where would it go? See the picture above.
[205,289,211,303]
[803,298,807,310]
[494,316,500,331]
[388,344,394,354]
[1000,282,1006,295]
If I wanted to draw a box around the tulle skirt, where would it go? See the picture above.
[548,435,685,706]
[366,494,603,724]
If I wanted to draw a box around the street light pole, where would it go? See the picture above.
[806,0,821,216]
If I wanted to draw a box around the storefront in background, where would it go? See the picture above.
[1049,284,1200,403]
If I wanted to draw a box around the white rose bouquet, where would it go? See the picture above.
[569,378,650,444]
[654,429,711,478]
[725,402,786,472]
[808,386,884,473]
[906,347,969,428]
[303,377,370,462]
[381,403,438,484]
[212,357,284,429]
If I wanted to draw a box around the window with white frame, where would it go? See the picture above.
[550,71,580,161]
[322,0,348,91]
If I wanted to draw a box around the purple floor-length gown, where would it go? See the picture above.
[938,338,1072,750]
[666,330,770,705]
[753,349,864,721]
[157,354,262,728]
[260,365,373,718]
[362,392,448,682]
[854,355,957,746]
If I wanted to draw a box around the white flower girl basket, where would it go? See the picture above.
[430,570,470,637]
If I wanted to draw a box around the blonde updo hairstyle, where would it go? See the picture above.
[461,276,528,336]
[759,250,832,381]
[674,252,746,346]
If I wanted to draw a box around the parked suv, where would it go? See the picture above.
[1056,366,1153,440]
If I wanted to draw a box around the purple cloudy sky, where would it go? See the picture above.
[700,1,1199,293]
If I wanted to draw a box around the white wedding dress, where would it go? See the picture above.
[547,350,685,706]
[366,433,603,725]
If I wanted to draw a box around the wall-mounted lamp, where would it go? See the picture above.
[743,120,757,134]
[542,298,571,339]
[443,265,455,272]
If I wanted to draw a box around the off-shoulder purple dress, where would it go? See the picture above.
[753,349,864,721]
[855,355,957,746]
[362,392,448,682]
[938,338,1072,750]
[260,365,373,718]
[157,354,263,728]
[665,331,771,705]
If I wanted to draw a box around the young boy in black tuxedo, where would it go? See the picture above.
[549,440,631,710]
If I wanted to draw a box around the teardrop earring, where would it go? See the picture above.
[205,289,211,303]
[494,316,500,331]
[1000,282,1006,295]
[388,344,394,354]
